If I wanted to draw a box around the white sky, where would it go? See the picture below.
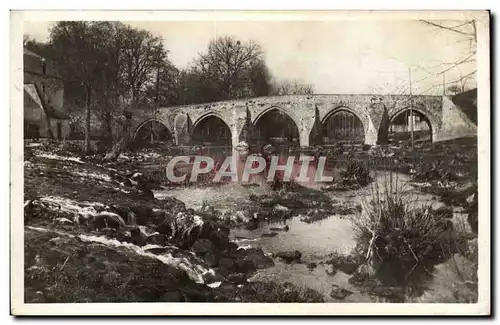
[23,19,478,95]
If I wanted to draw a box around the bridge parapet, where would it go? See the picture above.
[129,93,475,147]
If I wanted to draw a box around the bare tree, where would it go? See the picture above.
[420,19,477,94]
[194,36,265,100]
[270,79,314,95]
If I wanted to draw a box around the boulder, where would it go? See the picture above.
[226,242,240,257]
[150,209,167,226]
[133,189,155,201]
[245,219,259,230]
[115,229,133,244]
[275,250,301,263]
[130,205,152,226]
[218,257,236,270]
[191,239,219,266]
[271,204,291,220]
[89,211,126,230]
[147,233,166,246]
[244,248,275,269]
[100,227,117,238]
[130,227,147,247]
[191,238,216,255]
[235,259,257,274]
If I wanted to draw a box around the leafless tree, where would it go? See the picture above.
[270,79,314,95]
[419,20,477,94]
[194,36,265,100]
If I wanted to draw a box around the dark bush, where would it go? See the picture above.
[350,180,455,288]
[340,160,372,187]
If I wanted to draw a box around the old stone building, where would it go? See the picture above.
[23,48,70,139]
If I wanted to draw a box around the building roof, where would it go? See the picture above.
[23,48,45,61]
[451,88,477,125]
[24,83,70,120]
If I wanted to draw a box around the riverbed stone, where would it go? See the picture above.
[307,262,317,270]
[243,248,275,269]
[329,285,353,300]
[130,204,152,226]
[275,250,302,263]
[191,238,216,255]
[326,254,358,275]
[147,233,166,246]
[130,227,147,247]
[269,225,289,232]
[261,232,278,238]
[204,251,219,267]
[325,264,337,276]
[89,211,126,230]
[218,257,236,270]
[226,273,247,285]
[235,258,257,273]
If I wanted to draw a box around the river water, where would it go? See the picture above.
[154,171,471,302]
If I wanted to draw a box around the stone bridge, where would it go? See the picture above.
[130,94,477,148]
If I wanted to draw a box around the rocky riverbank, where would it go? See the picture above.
[23,141,325,303]
[23,139,478,303]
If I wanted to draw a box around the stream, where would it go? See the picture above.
[154,171,471,302]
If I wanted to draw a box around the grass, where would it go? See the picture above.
[348,169,478,302]
[214,281,325,302]
[350,173,455,287]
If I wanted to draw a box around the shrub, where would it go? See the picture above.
[350,178,454,287]
[340,160,372,187]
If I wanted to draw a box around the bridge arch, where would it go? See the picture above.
[320,106,368,145]
[133,119,173,144]
[251,106,301,150]
[388,107,437,144]
[191,112,232,146]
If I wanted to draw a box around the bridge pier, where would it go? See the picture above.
[299,130,310,148]
[130,94,476,151]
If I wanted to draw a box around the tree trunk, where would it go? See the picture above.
[104,114,131,161]
[98,111,113,152]
[84,85,92,154]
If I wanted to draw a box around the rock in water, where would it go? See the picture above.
[130,227,147,247]
[269,225,289,232]
[241,248,275,269]
[329,285,353,300]
[275,250,301,263]
[327,254,358,275]
[307,262,317,270]
[261,232,278,238]
[89,211,126,230]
